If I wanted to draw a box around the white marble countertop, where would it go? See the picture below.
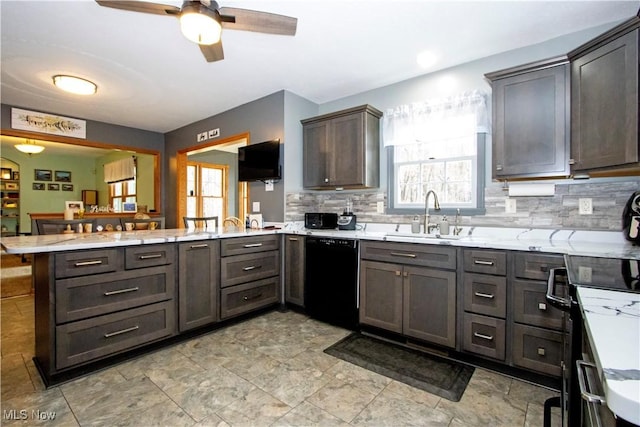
[577,287,640,425]
[2,224,640,259]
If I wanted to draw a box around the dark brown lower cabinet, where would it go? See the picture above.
[284,235,305,307]
[178,240,219,332]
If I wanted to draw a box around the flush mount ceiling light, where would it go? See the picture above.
[52,75,97,95]
[15,139,45,155]
[180,2,222,45]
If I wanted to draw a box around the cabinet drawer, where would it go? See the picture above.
[463,250,506,275]
[463,313,506,361]
[512,324,563,377]
[56,301,175,370]
[55,249,122,279]
[220,277,279,319]
[463,273,507,318]
[125,244,175,270]
[221,235,279,257]
[512,279,565,330]
[514,252,564,281]
[360,241,456,270]
[221,250,280,287]
[56,265,175,323]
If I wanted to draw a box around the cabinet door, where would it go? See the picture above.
[178,240,219,331]
[571,29,638,171]
[359,261,403,333]
[403,266,456,348]
[493,64,569,178]
[284,235,305,306]
[303,120,330,188]
[329,113,364,187]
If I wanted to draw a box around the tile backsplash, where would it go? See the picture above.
[286,179,640,231]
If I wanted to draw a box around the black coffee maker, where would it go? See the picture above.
[622,191,640,244]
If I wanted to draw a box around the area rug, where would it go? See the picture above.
[324,333,474,402]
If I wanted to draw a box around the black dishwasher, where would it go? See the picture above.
[305,237,358,330]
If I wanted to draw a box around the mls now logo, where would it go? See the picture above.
[3,409,56,420]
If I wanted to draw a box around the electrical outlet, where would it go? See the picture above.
[376,201,384,214]
[578,266,592,283]
[505,198,517,214]
[579,198,593,215]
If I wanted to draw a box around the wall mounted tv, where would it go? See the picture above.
[238,139,281,182]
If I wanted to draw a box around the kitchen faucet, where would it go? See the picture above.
[424,190,441,234]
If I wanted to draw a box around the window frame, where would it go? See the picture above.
[386,133,487,216]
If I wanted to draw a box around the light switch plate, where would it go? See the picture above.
[505,198,517,214]
[376,201,384,213]
[265,180,274,192]
[252,202,260,212]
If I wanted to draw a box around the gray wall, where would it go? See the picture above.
[164,91,286,228]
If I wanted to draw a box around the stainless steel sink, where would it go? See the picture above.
[385,232,465,241]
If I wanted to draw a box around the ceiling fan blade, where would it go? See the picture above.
[219,7,297,36]
[200,42,224,62]
[95,0,180,16]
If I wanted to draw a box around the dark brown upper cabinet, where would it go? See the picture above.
[568,14,639,175]
[486,56,570,179]
[301,105,382,190]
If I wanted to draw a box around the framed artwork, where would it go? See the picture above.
[33,183,45,190]
[122,202,137,213]
[64,201,84,212]
[62,184,74,191]
[0,168,11,180]
[12,171,19,180]
[11,107,87,139]
[48,183,60,191]
[54,170,72,182]
[34,169,52,181]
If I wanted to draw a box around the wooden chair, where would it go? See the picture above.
[35,219,98,235]
[183,216,218,230]
[120,217,164,231]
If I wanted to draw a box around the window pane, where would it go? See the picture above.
[187,165,196,196]
[202,167,222,197]
[112,183,122,197]
[187,197,197,217]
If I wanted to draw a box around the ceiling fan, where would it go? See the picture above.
[95,0,297,62]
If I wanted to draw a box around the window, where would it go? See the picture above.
[187,162,228,220]
[385,91,488,214]
[110,179,136,212]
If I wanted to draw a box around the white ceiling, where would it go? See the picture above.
[1,0,638,134]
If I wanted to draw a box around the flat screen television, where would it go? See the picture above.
[238,139,281,182]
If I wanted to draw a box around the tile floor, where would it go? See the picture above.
[1,295,560,426]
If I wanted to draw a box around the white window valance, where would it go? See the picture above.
[383,90,490,147]
[104,157,136,184]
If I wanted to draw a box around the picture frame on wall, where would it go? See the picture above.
[33,183,45,190]
[34,169,52,181]
[64,201,84,212]
[5,183,18,190]
[12,171,19,180]
[48,183,60,191]
[1,168,11,180]
[54,170,72,182]
[62,184,73,191]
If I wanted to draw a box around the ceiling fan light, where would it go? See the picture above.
[180,4,221,45]
[52,75,97,95]
[15,139,45,154]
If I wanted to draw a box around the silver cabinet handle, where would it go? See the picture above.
[243,293,263,301]
[74,260,103,267]
[568,158,576,165]
[545,267,570,311]
[496,164,503,171]
[474,260,494,266]
[243,243,263,248]
[538,302,547,311]
[288,237,298,241]
[139,254,162,260]
[474,292,494,299]
[104,287,139,296]
[104,325,139,338]
[473,332,494,341]
[538,347,546,356]
[190,244,209,249]
[390,252,417,258]
[576,360,606,404]
[242,265,262,271]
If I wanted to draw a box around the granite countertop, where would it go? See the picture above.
[577,287,640,425]
[2,224,640,259]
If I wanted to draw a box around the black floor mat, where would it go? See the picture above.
[324,333,474,402]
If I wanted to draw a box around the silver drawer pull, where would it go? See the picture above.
[242,265,262,271]
[190,244,209,249]
[538,302,547,311]
[288,237,298,241]
[474,260,494,266]
[538,347,546,356]
[474,292,495,299]
[104,287,139,296]
[473,332,494,341]
[74,260,103,267]
[576,360,606,404]
[139,254,162,260]
[104,325,139,338]
[243,243,263,248]
[390,252,417,258]
[243,293,263,301]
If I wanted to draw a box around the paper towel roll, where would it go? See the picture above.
[508,183,555,197]
[64,208,74,220]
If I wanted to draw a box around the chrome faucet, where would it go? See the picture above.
[424,190,441,234]
[453,208,463,236]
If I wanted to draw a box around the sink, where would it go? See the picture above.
[385,232,465,241]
